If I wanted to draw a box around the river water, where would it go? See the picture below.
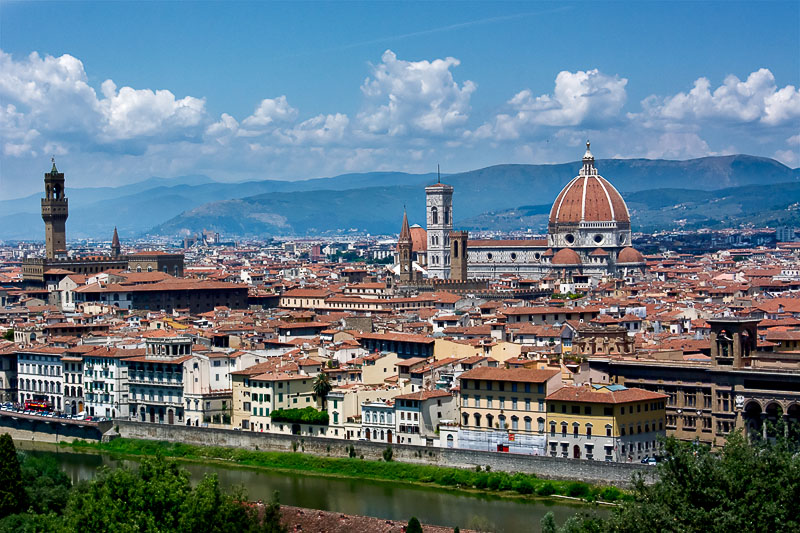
[18,443,605,532]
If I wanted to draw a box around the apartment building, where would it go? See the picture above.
[545,384,667,462]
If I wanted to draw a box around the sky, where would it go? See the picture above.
[1,1,799,199]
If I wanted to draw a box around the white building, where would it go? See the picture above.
[361,400,395,443]
[17,347,64,411]
[83,346,133,419]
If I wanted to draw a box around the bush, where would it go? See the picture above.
[348,445,356,458]
[512,474,535,495]
[537,482,556,496]
[600,486,622,502]
[269,407,329,425]
[383,446,393,462]
[407,516,423,533]
[566,481,591,499]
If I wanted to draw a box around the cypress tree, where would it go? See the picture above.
[407,516,423,533]
[0,433,27,518]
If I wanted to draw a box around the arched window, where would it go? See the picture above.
[486,413,494,428]
[462,413,469,426]
[474,413,481,426]
[511,416,519,430]
[431,206,438,225]
[561,422,567,437]
[586,423,592,438]
[444,208,450,225]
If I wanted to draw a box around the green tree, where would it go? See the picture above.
[1,330,12,341]
[20,453,72,515]
[406,516,423,533]
[382,446,393,462]
[312,373,332,408]
[605,432,800,532]
[0,434,27,518]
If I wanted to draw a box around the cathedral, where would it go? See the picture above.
[393,143,646,284]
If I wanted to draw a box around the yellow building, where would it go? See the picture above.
[457,367,561,453]
[232,364,317,432]
[545,384,667,462]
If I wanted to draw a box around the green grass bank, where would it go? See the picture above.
[67,438,628,503]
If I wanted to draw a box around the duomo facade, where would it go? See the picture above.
[393,143,646,285]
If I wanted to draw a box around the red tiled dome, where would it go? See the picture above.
[409,225,427,252]
[617,246,645,264]
[549,144,629,225]
[549,175,629,225]
[552,248,582,265]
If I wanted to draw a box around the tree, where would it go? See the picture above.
[0,434,27,518]
[605,432,800,532]
[1,330,12,342]
[406,516,423,533]
[382,446,393,462]
[20,452,72,515]
[312,373,332,408]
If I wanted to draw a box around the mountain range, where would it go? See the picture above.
[1,155,797,240]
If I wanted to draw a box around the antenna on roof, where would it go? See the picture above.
[437,164,440,183]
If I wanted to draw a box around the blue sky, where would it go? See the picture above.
[1,1,798,199]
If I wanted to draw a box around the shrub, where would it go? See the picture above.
[269,407,329,425]
[407,516,423,533]
[537,482,556,496]
[566,481,590,499]
[383,446,393,462]
[513,476,535,495]
[348,445,356,458]
[600,486,622,502]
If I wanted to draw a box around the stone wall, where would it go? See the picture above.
[117,421,652,487]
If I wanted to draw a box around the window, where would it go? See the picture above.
[571,405,580,415]
[473,395,480,407]
[538,399,544,411]
[512,398,518,410]
[604,406,613,416]
[537,417,544,432]
[605,424,612,437]
[511,416,519,430]
[550,421,556,436]
[526,398,531,411]
[487,396,493,408]
[511,383,518,392]
[584,406,591,415]
[561,422,567,437]
[586,424,592,438]
[573,423,579,437]
[499,397,505,409]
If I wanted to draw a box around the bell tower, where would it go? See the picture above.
[425,167,453,279]
[41,158,68,259]
[397,210,414,282]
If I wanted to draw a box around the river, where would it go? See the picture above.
[18,442,605,532]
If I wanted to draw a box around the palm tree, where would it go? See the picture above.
[313,372,332,409]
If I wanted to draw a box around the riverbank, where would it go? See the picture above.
[65,438,628,504]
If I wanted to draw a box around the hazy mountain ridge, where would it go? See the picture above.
[151,155,799,237]
[1,155,796,240]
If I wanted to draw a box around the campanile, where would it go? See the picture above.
[41,158,68,258]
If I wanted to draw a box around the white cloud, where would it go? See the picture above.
[241,96,298,129]
[97,80,206,141]
[640,68,800,126]
[0,50,208,149]
[281,113,350,145]
[473,69,627,140]
[357,49,476,136]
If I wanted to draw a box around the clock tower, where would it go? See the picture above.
[41,159,68,259]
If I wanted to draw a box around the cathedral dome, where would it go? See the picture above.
[552,248,582,266]
[617,246,645,264]
[549,143,629,225]
[409,224,427,252]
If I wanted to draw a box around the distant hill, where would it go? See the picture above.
[1,154,796,240]
[151,155,799,237]
[458,182,800,233]
[0,171,436,239]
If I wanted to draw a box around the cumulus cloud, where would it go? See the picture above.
[639,68,800,126]
[241,96,298,129]
[0,49,208,152]
[98,80,206,141]
[473,69,627,140]
[357,50,476,136]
